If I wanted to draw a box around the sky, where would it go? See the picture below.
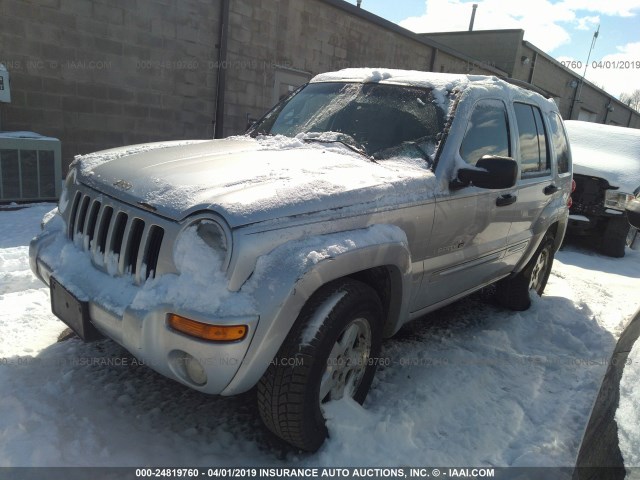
[347,0,640,99]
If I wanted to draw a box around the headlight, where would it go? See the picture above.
[604,190,635,211]
[196,220,228,254]
[175,217,232,273]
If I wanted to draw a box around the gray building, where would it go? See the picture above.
[1,0,638,185]
[422,29,640,127]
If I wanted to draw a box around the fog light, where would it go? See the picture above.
[167,314,248,342]
[184,354,207,386]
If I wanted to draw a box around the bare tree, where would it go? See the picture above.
[620,89,640,111]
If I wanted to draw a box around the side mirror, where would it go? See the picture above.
[626,197,640,229]
[456,156,518,190]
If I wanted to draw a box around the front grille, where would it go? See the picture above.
[67,190,165,282]
[570,174,608,216]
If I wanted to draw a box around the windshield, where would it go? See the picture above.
[250,82,446,161]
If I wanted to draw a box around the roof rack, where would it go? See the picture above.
[498,76,553,98]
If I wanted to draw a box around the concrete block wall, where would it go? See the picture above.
[1,0,221,171]
[4,0,635,178]
[222,0,501,137]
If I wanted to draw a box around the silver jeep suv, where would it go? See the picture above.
[30,68,572,451]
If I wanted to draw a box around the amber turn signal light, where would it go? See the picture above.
[167,314,247,342]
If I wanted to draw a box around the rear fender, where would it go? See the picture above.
[514,196,568,273]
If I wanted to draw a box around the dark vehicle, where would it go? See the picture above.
[565,120,640,257]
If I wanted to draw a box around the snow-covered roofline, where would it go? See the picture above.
[310,68,497,91]
[310,68,556,114]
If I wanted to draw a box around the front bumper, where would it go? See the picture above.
[30,230,259,395]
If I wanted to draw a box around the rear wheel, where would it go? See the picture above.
[496,233,556,311]
[257,280,383,452]
[600,216,630,258]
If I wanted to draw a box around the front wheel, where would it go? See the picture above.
[257,280,383,451]
[496,233,556,311]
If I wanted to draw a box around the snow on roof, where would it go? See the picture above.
[0,131,59,141]
[565,120,640,193]
[311,68,473,90]
[311,68,555,115]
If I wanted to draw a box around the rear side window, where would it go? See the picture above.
[460,99,510,166]
[514,103,550,176]
[548,112,571,174]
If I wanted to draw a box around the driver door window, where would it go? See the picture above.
[460,99,511,166]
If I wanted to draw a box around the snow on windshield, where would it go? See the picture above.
[252,80,446,160]
[565,120,640,193]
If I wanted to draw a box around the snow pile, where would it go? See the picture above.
[565,120,640,193]
[0,204,67,357]
[617,334,640,469]
[319,291,618,466]
[36,203,406,321]
[130,225,254,316]
[36,211,254,317]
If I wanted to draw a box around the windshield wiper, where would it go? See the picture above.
[300,133,375,162]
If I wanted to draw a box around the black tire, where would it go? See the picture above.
[600,216,630,258]
[496,233,556,311]
[257,279,383,452]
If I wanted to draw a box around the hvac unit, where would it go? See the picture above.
[0,132,62,202]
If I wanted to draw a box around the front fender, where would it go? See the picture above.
[221,224,411,395]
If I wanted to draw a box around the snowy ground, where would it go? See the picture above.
[1,204,639,467]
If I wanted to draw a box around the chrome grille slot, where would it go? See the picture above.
[124,218,144,276]
[65,188,166,282]
[143,226,164,280]
[83,200,101,251]
[68,192,81,240]
[95,206,113,257]
[110,212,128,258]
[75,195,90,238]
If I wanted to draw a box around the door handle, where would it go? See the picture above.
[544,184,559,195]
[496,194,517,207]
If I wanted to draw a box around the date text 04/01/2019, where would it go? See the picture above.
[560,59,640,69]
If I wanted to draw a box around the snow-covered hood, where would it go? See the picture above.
[565,121,640,194]
[73,136,436,227]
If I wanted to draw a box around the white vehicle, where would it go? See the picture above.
[565,121,640,256]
